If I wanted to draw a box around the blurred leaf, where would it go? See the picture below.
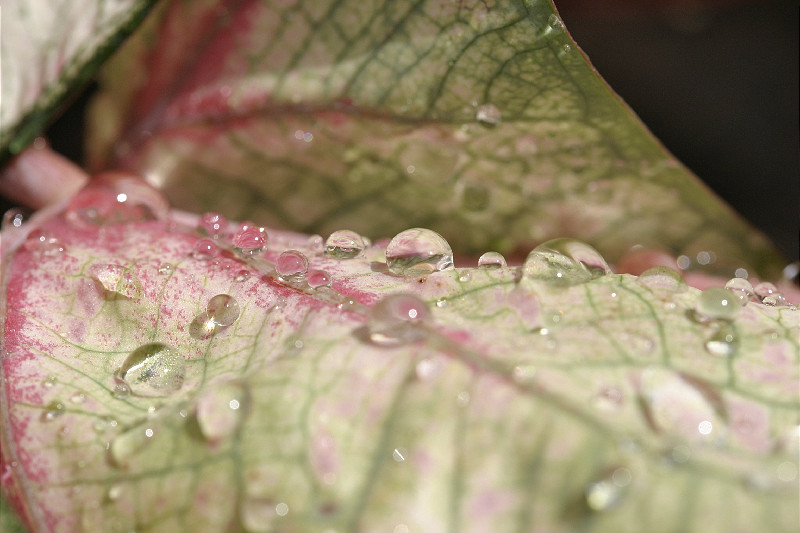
[87,0,785,278]
[0,0,157,165]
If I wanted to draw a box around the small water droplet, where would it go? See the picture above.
[89,264,141,299]
[192,238,218,261]
[637,266,686,294]
[109,425,155,467]
[233,270,250,282]
[107,484,123,501]
[585,467,630,511]
[1,208,28,231]
[307,269,331,288]
[42,400,65,421]
[385,228,454,276]
[724,277,754,306]
[458,271,472,282]
[198,212,227,237]
[24,230,67,257]
[276,250,309,280]
[753,282,785,306]
[233,226,268,255]
[478,251,507,268]
[392,448,407,462]
[366,294,430,346]
[42,376,57,388]
[158,263,173,275]
[206,294,240,326]
[324,230,365,259]
[547,13,564,31]
[475,103,501,126]
[307,234,324,253]
[116,343,185,397]
[435,298,448,308]
[704,324,737,357]
[196,382,246,442]
[695,287,739,321]
[70,392,86,404]
[524,238,609,286]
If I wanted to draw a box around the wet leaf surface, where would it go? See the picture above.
[1,181,797,532]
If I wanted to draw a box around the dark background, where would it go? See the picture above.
[20,0,800,264]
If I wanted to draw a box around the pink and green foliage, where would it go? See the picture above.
[1,1,798,533]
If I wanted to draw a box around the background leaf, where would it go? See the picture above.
[0,0,157,165]
[85,0,786,278]
[0,180,798,532]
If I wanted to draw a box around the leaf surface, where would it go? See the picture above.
[86,0,785,278]
[1,181,798,532]
[0,0,158,164]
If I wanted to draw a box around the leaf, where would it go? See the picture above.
[85,0,786,278]
[1,179,798,532]
[0,0,158,165]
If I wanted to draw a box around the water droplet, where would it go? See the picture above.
[189,312,218,340]
[42,376,57,388]
[198,212,227,237]
[109,425,155,466]
[307,269,331,288]
[324,229,365,259]
[592,386,624,412]
[724,277,753,306]
[366,294,430,346]
[207,294,240,326]
[478,251,507,268]
[753,282,785,306]
[585,467,631,511]
[107,484,123,501]
[704,324,737,357]
[116,343,185,397]
[458,271,472,282]
[240,497,286,533]
[70,392,86,404]
[233,226,268,255]
[385,228,454,276]
[475,103,501,126]
[547,13,564,31]
[307,234,324,253]
[89,264,141,299]
[42,400,65,421]
[458,182,490,211]
[66,172,169,226]
[695,287,739,321]
[157,263,173,275]
[392,448,407,462]
[196,382,246,442]
[523,238,609,286]
[2,208,28,231]
[276,250,309,280]
[192,238,218,260]
[637,266,686,294]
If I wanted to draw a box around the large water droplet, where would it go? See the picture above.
[478,251,507,268]
[276,250,309,280]
[695,287,739,321]
[116,343,185,397]
[233,226,268,255]
[366,294,430,346]
[724,277,754,306]
[385,228,454,276]
[475,103,501,126]
[324,229,365,259]
[523,238,610,286]
[307,269,331,288]
[207,294,240,326]
[198,212,227,237]
[196,382,246,442]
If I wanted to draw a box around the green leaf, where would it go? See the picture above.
[1,179,797,532]
[0,0,158,165]
[86,0,786,278]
